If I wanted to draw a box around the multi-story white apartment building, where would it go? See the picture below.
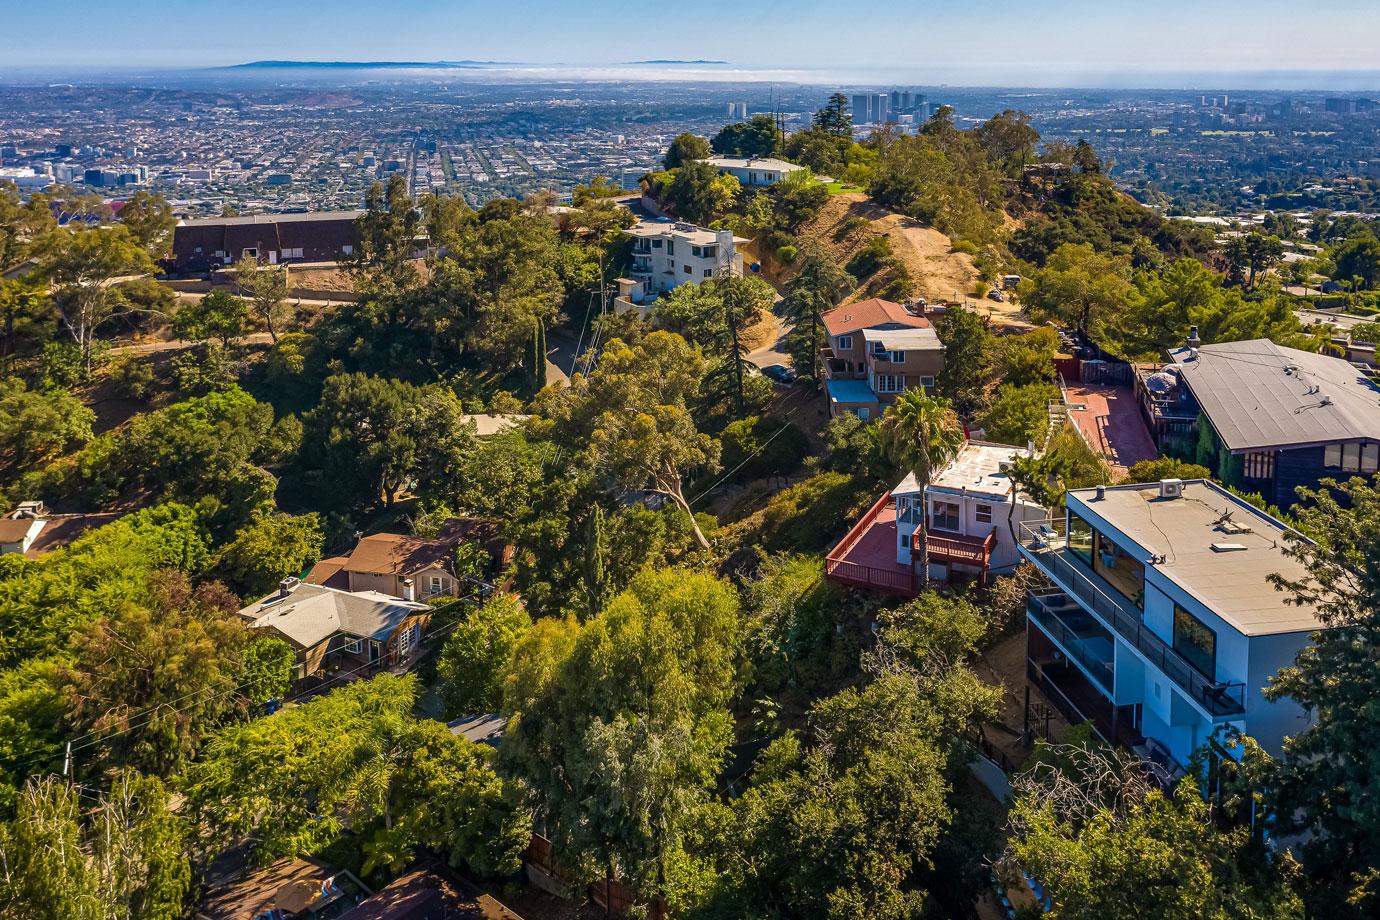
[1018,478,1322,784]
[614,220,746,315]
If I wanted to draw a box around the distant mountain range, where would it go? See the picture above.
[229,60,506,69]
[626,60,728,65]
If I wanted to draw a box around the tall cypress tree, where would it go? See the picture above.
[584,504,608,615]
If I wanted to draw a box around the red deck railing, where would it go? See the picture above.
[919,528,996,565]
[825,491,917,596]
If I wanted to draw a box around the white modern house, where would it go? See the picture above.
[825,441,1044,594]
[614,220,747,315]
[1018,478,1321,784]
[895,441,1046,580]
[703,156,806,186]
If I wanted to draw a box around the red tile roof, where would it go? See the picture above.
[822,299,932,337]
[822,298,930,337]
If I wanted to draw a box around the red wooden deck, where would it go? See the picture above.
[825,492,916,596]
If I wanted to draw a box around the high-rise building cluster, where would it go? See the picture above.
[847,89,930,126]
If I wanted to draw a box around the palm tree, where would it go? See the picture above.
[880,391,965,587]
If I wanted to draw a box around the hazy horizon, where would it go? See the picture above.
[3,0,1380,92]
[3,61,1380,94]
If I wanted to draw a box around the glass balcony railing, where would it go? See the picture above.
[1019,520,1246,717]
[1027,589,1115,693]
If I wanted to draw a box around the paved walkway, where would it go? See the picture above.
[1063,382,1157,475]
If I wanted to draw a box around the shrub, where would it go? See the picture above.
[951,239,980,256]
[719,416,809,484]
[107,354,156,400]
[758,472,872,553]
[777,244,799,265]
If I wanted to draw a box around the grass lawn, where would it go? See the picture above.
[822,181,866,195]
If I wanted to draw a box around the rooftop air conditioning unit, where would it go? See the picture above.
[1159,479,1183,499]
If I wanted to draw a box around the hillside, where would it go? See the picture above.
[785,192,1029,326]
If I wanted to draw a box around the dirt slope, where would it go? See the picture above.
[790,192,979,301]
[784,193,1031,328]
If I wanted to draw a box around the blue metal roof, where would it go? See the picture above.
[826,379,878,404]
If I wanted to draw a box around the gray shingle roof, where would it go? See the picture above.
[1168,339,1380,452]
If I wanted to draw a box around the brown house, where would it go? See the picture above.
[820,298,945,419]
[307,519,503,601]
[237,578,433,683]
[167,210,364,274]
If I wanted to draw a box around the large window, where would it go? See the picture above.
[1068,510,1095,565]
[1324,442,1380,474]
[1094,532,1145,605]
[1173,605,1217,679]
[875,374,904,394]
[932,500,961,532]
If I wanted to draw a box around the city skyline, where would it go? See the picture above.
[3,0,1380,90]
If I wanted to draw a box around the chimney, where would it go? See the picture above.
[278,576,300,598]
[400,577,415,602]
[1094,485,1106,501]
[1186,325,1201,349]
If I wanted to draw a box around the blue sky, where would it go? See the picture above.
[2,0,1379,85]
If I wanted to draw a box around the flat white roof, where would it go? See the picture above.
[1070,479,1321,636]
[625,221,747,246]
[705,156,804,173]
[897,440,1033,499]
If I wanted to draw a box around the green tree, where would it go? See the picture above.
[241,636,295,704]
[0,376,93,483]
[1333,234,1380,291]
[665,133,712,169]
[117,191,176,260]
[710,114,781,158]
[437,593,530,718]
[0,276,52,371]
[185,674,528,874]
[813,93,853,137]
[40,224,158,375]
[347,174,421,295]
[667,160,740,225]
[1020,242,1133,346]
[538,332,720,549]
[0,180,57,274]
[979,382,1058,446]
[502,568,741,900]
[880,392,964,584]
[172,289,246,349]
[1009,743,1302,920]
[934,306,993,416]
[233,255,292,342]
[974,109,1040,173]
[781,245,855,381]
[298,373,474,512]
[690,593,998,919]
[654,275,774,417]
[0,772,192,920]
[213,511,324,598]
[1252,476,1380,915]
[63,573,253,775]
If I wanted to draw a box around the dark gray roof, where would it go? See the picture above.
[1168,339,1380,452]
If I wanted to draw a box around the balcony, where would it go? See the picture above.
[916,526,996,569]
[1026,588,1114,693]
[1019,519,1246,718]
[825,492,917,596]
